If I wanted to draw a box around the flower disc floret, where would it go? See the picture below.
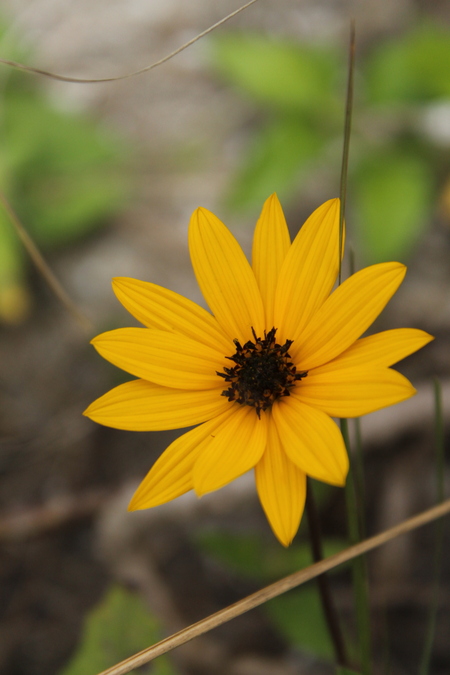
[217,327,307,417]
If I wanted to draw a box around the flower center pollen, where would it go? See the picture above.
[217,327,307,417]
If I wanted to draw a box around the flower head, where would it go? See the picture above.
[84,195,432,546]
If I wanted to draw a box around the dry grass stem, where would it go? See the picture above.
[0,190,92,332]
[97,498,450,675]
[0,0,260,84]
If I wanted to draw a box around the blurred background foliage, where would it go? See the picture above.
[0,15,130,324]
[0,5,447,674]
[196,527,348,661]
[60,585,175,675]
[64,531,349,673]
[210,22,450,265]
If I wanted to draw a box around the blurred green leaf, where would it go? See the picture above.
[0,13,130,322]
[211,26,446,264]
[59,585,175,675]
[336,668,362,675]
[3,93,129,247]
[197,530,349,661]
[365,24,450,104]
[197,531,266,580]
[212,33,341,115]
[0,209,30,323]
[353,148,433,262]
[0,16,33,86]
[265,538,347,579]
[226,116,324,211]
[197,530,346,582]
[266,585,334,659]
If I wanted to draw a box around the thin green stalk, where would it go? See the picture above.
[418,379,446,674]
[433,379,446,509]
[353,415,366,541]
[341,418,372,675]
[337,23,371,673]
[338,20,355,284]
[348,247,366,540]
[380,605,392,675]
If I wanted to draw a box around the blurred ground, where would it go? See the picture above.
[0,1,449,674]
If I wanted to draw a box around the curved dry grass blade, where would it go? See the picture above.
[0,190,92,332]
[97,498,450,675]
[0,0,260,84]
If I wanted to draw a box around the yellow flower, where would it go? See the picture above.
[84,195,432,546]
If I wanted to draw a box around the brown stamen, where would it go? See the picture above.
[217,327,307,417]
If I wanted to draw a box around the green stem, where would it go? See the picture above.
[418,379,446,674]
[338,20,355,285]
[341,418,372,675]
[353,417,366,540]
[305,483,350,668]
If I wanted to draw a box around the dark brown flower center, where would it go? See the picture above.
[217,327,307,417]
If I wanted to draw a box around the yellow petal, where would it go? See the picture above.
[272,397,348,486]
[112,277,232,353]
[292,262,407,369]
[92,328,227,390]
[274,199,341,344]
[252,194,291,328]
[128,408,237,510]
[295,367,416,417]
[316,328,434,371]
[189,207,265,344]
[193,405,267,496]
[83,379,230,430]
[255,414,306,547]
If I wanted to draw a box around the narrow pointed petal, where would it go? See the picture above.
[189,207,265,343]
[255,415,306,547]
[128,408,237,510]
[316,328,434,371]
[92,328,226,390]
[112,277,232,353]
[193,405,267,496]
[272,398,348,486]
[274,199,341,344]
[83,379,230,430]
[295,367,416,417]
[292,262,407,369]
[252,194,291,328]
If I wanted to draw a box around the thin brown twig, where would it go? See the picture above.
[0,190,93,332]
[305,484,349,668]
[0,489,108,540]
[96,498,450,675]
[0,0,260,84]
